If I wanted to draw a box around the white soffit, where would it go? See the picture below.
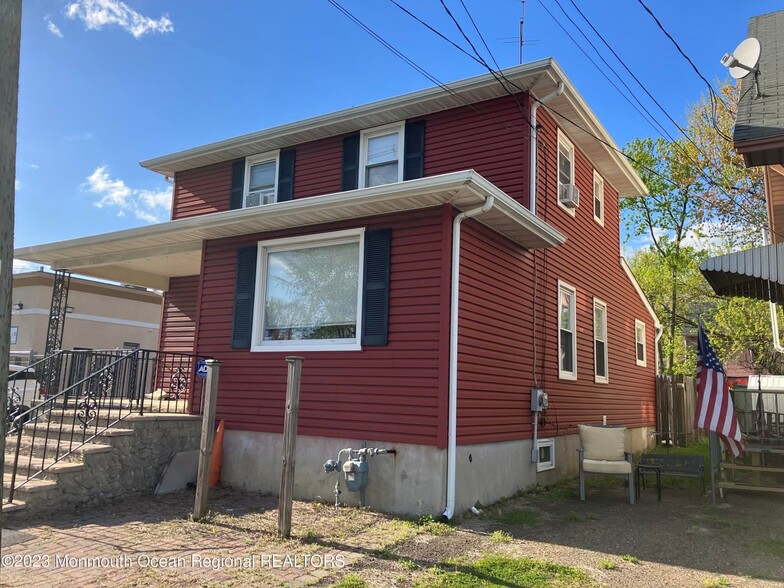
[15,171,566,290]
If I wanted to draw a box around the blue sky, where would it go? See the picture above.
[13,0,782,269]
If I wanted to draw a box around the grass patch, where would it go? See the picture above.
[334,573,368,588]
[405,514,455,536]
[598,560,617,570]
[400,559,419,570]
[526,481,576,503]
[490,530,513,543]
[415,555,594,587]
[620,554,639,564]
[753,534,784,559]
[647,439,711,489]
[701,577,730,588]
[487,508,540,526]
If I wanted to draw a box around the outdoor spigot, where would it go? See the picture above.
[323,459,340,473]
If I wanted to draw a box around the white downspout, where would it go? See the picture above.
[443,194,495,520]
[529,82,564,216]
[762,229,784,353]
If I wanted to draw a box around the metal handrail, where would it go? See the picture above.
[5,348,208,503]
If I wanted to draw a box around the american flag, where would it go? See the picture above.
[694,325,744,458]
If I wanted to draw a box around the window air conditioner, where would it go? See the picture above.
[559,184,579,208]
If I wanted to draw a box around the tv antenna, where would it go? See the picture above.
[720,37,761,97]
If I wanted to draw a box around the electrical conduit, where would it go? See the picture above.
[443,194,495,521]
[529,82,564,216]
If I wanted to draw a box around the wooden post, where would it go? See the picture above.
[278,356,304,539]
[193,359,222,520]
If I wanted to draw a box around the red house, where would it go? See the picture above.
[16,59,660,516]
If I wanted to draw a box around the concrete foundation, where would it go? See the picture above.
[222,426,654,516]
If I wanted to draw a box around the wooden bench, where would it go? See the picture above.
[639,454,705,494]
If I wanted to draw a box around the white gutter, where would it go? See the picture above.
[529,82,564,215]
[443,194,495,521]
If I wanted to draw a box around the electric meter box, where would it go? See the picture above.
[343,459,368,492]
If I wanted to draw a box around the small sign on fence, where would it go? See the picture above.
[195,360,208,380]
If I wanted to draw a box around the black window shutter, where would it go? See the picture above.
[277,148,296,202]
[362,229,392,346]
[342,134,360,191]
[230,159,245,210]
[231,246,258,349]
[403,120,425,181]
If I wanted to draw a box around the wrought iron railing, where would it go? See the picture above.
[5,349,208,503]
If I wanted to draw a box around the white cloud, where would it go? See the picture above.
[84,166,171,223]
[66,0,174,38]
[45,16,63,37]
[14,179,20,191]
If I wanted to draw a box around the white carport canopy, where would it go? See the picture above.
[15,171,566,290]
[700,243,784,304]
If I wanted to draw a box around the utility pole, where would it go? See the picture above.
[0,0,23,529]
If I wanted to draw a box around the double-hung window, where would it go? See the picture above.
[557,130,575,216]
[360,123,404,188]
[252,229,365,352]
[245,151,279,207]
[558,281,577,380]
[635,320,647,367]
[594,299,608,383]
[593,170,604,225]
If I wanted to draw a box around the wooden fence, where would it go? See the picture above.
[656,374,703,447]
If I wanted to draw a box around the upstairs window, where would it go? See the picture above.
[558,281,577,380]
[635,319,647,367]
[244,151,279,207]
[594,299,608,383]
[360,123,404,188]
[593,171,604,226]
[557,130,576,216]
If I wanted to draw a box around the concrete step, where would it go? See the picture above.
[22,422,135,438]
[4,456,86,476]
[3,473,58,493]
[2,500,27,514]
[5,438,114,462]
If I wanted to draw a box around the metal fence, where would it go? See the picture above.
[5,348,208,503]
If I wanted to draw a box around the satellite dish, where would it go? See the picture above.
[720,37,761,79]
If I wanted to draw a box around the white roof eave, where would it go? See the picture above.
[15,171,566,290]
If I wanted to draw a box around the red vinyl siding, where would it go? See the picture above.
[455,109,656,445]
[159,275,199,354]
[196,208,449,446]
[172,162,232,220]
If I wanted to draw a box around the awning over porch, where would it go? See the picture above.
[700,243,784,303]
[15,171,566,290]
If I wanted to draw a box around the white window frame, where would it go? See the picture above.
[557,129,576,217]
[358,122,405,189]
[557,281,577,380]
[593,170,604,226]
[251,228,365,352]
[244,150,280,208]
[635,319,647,367]
[593,298,608,384]
[536,438,555,472]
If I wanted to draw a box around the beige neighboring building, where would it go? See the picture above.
[10,271,162,355]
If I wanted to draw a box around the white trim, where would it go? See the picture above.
[251,228,365,352]
[635,319,647,367]
[358,122,405,189]
[9,308,158,330]
[593,298,608,384]
[557,129,576,217]
[593,170,605,226]
[244,150,280,208]
[557,280,577,380]
[536,438,555,472]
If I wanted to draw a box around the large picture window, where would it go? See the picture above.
[558,281,577,380]
[252,229,364,351]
